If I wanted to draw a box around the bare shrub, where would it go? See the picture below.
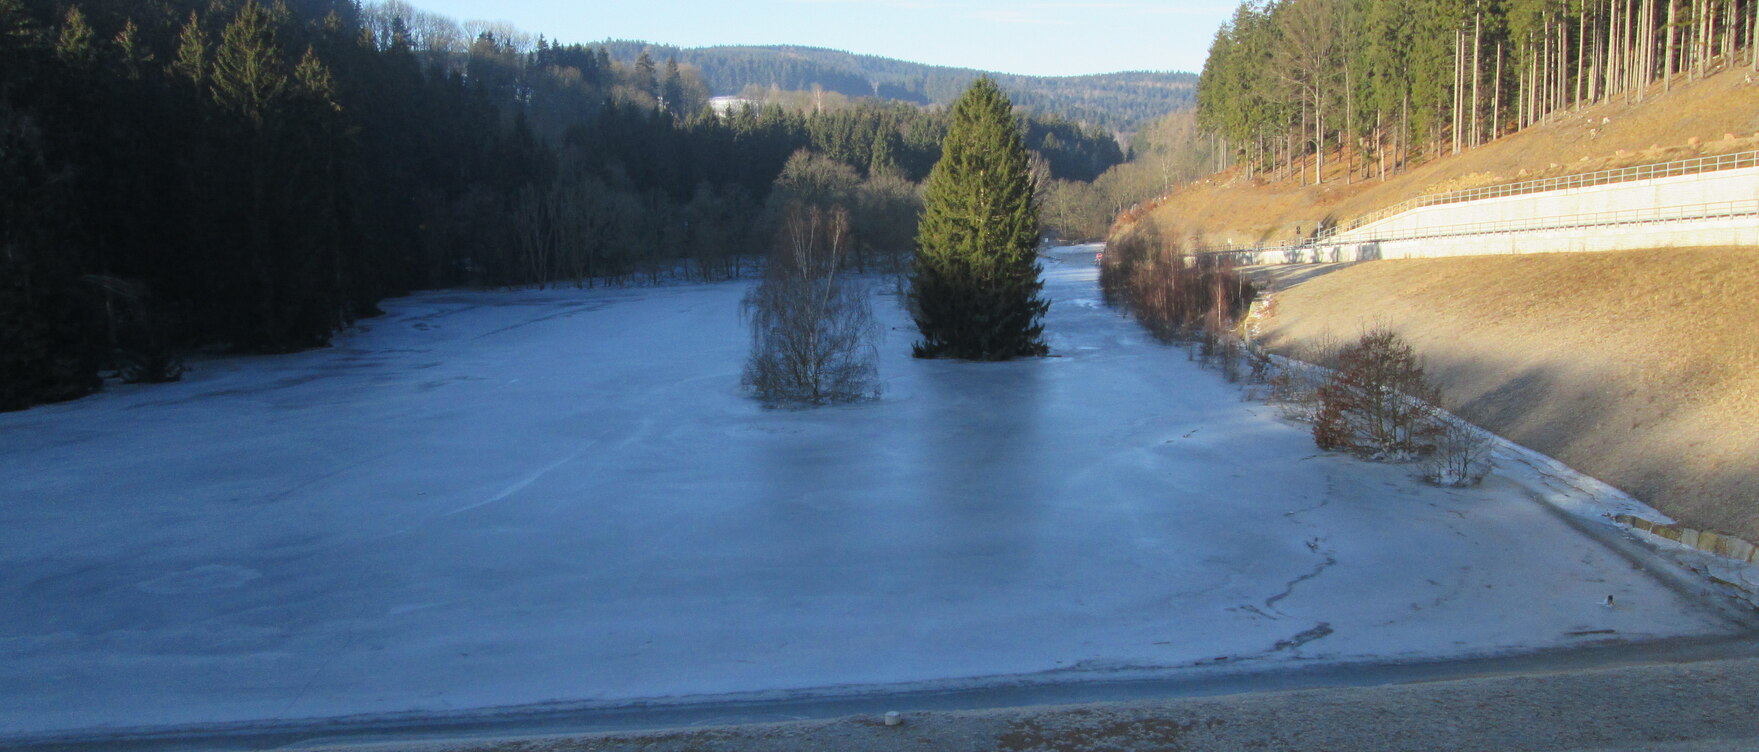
[1099,219,1256,345]
[1247,344,1274,384]
[742,204,880,407]
[1423,414,1495,487]
[1262,329,1342,420]
[1294,329,1342,370]
[1265,353,1327,422]
[1217,335,1243,382]
[1313,329,1440,459]
[1270,365,1326,421]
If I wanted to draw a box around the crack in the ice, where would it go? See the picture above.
[1265,550,1337,614]
[1283,496,1331,518]
[1228,604,1275,620]
[1271,622,1334,652]
[1285,469,1338,519]
[473,302,606,339]
[444,444,594,516]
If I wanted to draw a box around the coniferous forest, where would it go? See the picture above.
[0,0,1129,411]
[1198,0,1759,183]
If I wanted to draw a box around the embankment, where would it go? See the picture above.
[1251,247,1759,542]
[1129,67,1759,249]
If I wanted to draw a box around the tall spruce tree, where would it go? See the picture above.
[909,77,1047,360]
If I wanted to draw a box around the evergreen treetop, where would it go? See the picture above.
[909,76,1047,360]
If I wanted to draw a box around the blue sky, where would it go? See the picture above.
[405,0,1235,77]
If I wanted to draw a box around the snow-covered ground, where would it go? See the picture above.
[0,245,1745,739]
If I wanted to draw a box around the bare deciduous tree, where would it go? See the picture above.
[1422,413,1495,487]
[1313,328,1440,459]
[742,204,880,407]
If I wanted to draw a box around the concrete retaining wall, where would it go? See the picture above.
[1205,165,1759,266]
[1330,167,1759,244]
[1618,514,1759,564]
[1615,513,1759,600]
[1217,216,1759,264]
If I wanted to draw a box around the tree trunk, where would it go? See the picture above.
[1289,126,1296,184]
[1517,58,1524,130]
[1569,18,1583,108]
[1697,0,1707,77]
[1609,0,1622,97]
[1345,63,1355,184]
[1377,108,1386,180]
[1255,133,1263,180]
[1401,93,1410,174]
[1625,0,1639,97]
[1566,17,1576,106]
[1667,0,1679,90]
[1622,0,1634,101]
[1519,43,1529,127]
[1642,0,1655,93]
[1542,24,1552,118]
[1493,43,1503,139]
[1583,7,1597,104]
[1694,0,1705,78]
[1725,0,1736,61]
[1545,18,1553,113]
[1453,28,1464,154]
[1704,0,1716,74]
[1597,0,1611,101]
[1472,12,1483,147]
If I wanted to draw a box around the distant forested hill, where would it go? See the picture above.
[598,42,1196,133]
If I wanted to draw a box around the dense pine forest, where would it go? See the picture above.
[1198,0,1759,184]
[0,0,1128,411]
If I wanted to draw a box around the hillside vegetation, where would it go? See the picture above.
[1132,66,1759,247]
[1193,0,1759,223]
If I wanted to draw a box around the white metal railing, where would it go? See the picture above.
[1332,199,1758,243]
[1196,199,1759,261]
[1194,150,1759,258]
[1333,150,1759,237]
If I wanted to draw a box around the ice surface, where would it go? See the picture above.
[0,245,1742,736]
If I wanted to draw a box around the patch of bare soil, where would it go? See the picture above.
[1250,247,1759,542]
[1135,66,1759,248]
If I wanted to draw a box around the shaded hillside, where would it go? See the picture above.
[599,42,1196,133]
[1252,248,1759,543]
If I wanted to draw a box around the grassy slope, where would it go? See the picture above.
[1135,67,1759,247]
[1254,248,1759,542]
[1117,69,1759,541]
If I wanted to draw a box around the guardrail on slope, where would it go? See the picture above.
[1331,199,1759,243]
[1191,150,1759,259]
[1195,199,1759,263]
[1333,150,1759,237]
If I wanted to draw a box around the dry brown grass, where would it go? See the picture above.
[1251,247,1759,542]
[1138,67,1759,248]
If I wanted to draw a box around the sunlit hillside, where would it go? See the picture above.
[1127,67,1759,248]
